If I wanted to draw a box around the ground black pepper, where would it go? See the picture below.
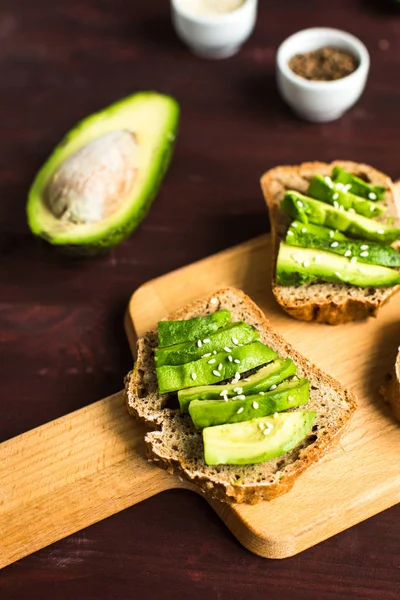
[288,46,359,81]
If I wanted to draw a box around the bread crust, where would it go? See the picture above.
[260,160,400,324]
[126,287,357,504]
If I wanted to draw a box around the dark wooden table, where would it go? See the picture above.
[1,0,400,598]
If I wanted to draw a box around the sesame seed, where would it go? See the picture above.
[219,390,228,397]
[287,230,294,237]
[334,272,342,278]
[232,337,239,345]
[242,378,250,382]
[273,412,279,418]
[259,391,265,396]
[231,379,239,385]
[218,363,223,371]
[292,253,303,264]
[344,250,351,257]
[263,428,271,435]
[314,255,321,263]
[369,205,375,211]
[191,373,197,380]
[301,227,307,233]
[228,355,233,362]
[324,176,333,187]
[331,241,339,248]
[332,192,339,200]
[292,222,298,228]
[288,396,294,401]
[233,395,246,400]
[210,297,218,305]
[212,370,221,377]
[235,372,241,380]
[259,423,265,430]
[303,260,310,267]
[333,201,339,209]
[343,184,351,192]
[237,407,244,414]
[360,251,369,257]
[269,384,277,390]
[234,359,240,364]
[252,401,259,409]
[224,346,231,353]
[329,230,334,238]
[377,229,385,234]
[368,192,377,200]
[360,244,369,250]
[348,208,356,214]
[233,387,243,393]
[297,200,303,208]
[350,256,357,263]
[213,350,217,355]
[208,358,216,364]
[197,340,202,347]
[202,353,212,358]
[339,205,344,211]
[203,338,210,344]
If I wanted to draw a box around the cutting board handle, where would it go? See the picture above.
[0,391,183,569]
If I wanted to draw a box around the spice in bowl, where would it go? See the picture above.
[288,46,359,81]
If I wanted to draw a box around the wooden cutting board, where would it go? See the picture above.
[1,236,399,569]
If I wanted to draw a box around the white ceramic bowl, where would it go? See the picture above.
[276,28,370,122]
[170,0,258,59]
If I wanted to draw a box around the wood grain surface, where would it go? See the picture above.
[1,0,400,598]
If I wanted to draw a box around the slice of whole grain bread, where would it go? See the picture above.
[260,161,400,325]
[125,287,357,504]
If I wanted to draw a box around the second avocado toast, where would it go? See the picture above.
[125,288,356,504]
[261,161,400,324]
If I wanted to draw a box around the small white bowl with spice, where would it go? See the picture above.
[170,0,258,59]
[276,28,370,122]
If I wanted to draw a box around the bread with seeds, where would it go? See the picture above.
[125,287,357,504]
[260,161,400,324]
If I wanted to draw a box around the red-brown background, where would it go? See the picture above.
[1,1,399,598]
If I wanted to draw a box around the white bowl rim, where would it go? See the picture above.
[276,27,370,89]
[170,0,256,24]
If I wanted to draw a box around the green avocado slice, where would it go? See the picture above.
[157,310,231,348]
[203,410,317,465]
[308,175,385,218]
[156,342,277,394]
[27,92,180,255]
[189,378,309,429]
[155,322,258,367]
[331,166,386,201]
[178,357,297,412]
[276,242,400,287]
[286,221,400,268]
[282,191,400,244]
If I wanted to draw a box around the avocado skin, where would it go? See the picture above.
[178,357,297,412]
[331,166,386,201]
[287,221,400,268]
[282,191,400,244]
[276,242,400,288]
[27,92,180,256]
[189,378,309,429]
[308,175,385,218]
[203,410,317,466]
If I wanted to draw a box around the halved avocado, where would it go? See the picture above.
[27,92,180,255]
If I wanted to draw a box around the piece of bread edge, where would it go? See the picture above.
[260,160,400,325]
[125,287,357,504]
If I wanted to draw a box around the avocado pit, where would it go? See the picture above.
[45,129,139,224]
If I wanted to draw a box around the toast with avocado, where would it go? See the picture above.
[125,288,356,504]
[260,161,400,324]
[381,348,400,422]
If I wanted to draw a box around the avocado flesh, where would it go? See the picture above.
[331,166,386,201]
[276,242,400,287]
[27,92,179,254]
[155,322,258,367]
[308,175,385,218]
[189,379,309,429]
[178,357,297,412]
[282,192,400,244]
[203,410,316,465]
[156,342,277,394]
[287,221,400,268]
[157,310,231,348]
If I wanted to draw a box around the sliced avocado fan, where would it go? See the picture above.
[27,92,180,255]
